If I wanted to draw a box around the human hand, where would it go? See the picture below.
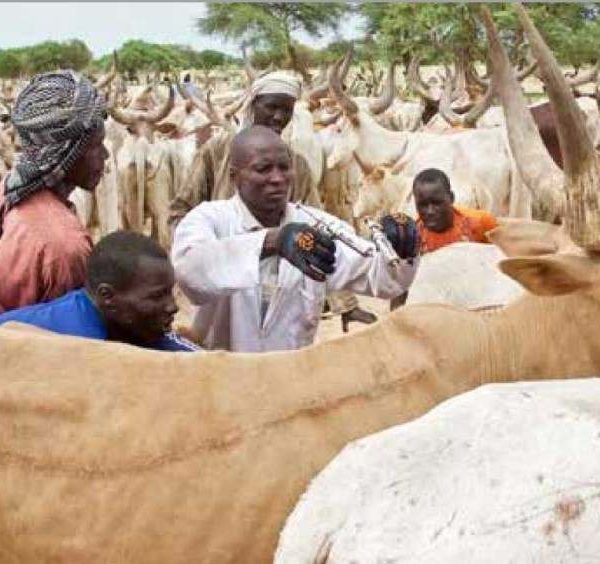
[275,222,336,282]
[380,213,420,260]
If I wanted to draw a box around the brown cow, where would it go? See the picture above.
[0,7,600,563]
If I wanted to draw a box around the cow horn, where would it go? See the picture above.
[95,51,118,91]
[328,54,358,117]
[353,151,374,176]
[241,43,257,84]
[480,5,564,223]
[516,56,538,81]
[222,91,247,120]
[145,83,175,123]
[368,59,398,115]
[439,75,495,128]
[309,47,354,110]
[176,80,190,100]
[515,3,600,249]
[407,55,439,103]
[314,110,342,127]
[108,105,136,127]
[565,59,600,88]
[339,45,354,83]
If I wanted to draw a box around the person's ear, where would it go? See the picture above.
[230,165,238,185]
[95,283,117,310]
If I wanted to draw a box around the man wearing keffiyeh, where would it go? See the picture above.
[0,70,109,313]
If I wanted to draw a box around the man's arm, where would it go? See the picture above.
[321,212,419,299]
[171,204,271,304]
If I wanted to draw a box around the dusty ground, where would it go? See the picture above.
[174,288,391,347]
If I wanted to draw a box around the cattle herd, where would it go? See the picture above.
[1,4,600,563]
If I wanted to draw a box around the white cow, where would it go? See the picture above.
[325,59,531,221]
[276,378,600,563]
[405,242,523,309]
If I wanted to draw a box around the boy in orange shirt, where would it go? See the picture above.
[412,168,497,254]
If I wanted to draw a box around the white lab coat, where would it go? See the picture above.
[172,194,418,352]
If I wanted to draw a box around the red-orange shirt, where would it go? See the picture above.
[0,186,92,313]
[417,206,498,254]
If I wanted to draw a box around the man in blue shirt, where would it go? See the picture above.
[0,231,200,352]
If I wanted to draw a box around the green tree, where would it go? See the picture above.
[0,50,24,78]
[359,3,600,69]
[197,2,349,82]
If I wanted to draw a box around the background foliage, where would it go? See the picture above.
[1,4,599,80]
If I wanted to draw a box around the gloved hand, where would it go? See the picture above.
[380,213,420,260]
[276,222,336,282]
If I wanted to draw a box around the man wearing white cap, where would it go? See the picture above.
[168,71,320,221]
[169,71,378,334]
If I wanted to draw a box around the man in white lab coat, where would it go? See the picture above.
[172,126,420,352]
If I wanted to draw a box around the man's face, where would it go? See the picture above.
[414,181,455,233]
[252,93,296,135]
[66,125,109,192]
[234,138,293,222]
[100,256,179,345]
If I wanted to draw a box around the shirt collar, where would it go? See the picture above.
[232,193,294,232]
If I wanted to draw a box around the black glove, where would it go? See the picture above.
[380,213,420,260]
[276,222,336,282]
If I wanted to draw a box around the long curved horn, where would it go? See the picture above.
[328,54,358,117]
[480,5,564,223]
[242,43,257,84]
[222,91,248,119]
[339,45,354,83]
[145,83,175,123]
[565,59,600,87]
[314,110,342,127]
[308,48,353,110]
[515,3,600,249]
[438,76,495,128]
[95,51,118,90]
[176,80,190,100]
[474,51,538,88]
[368,59,398,115]
[516,56,538,81]
[108,105,136,127]
[407,56,439,103]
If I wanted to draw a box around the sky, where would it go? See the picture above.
[0,3,364,58]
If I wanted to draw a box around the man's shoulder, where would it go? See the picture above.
[175,197,237,233]
[455,206,496,223]
[0,289,102,337]
[152,332,202,352]
[4,191,91,255]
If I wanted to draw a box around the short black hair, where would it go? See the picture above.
[412,168,452,194]
[87,231,169,291]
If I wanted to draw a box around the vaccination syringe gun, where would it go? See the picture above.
[295,203,402,268]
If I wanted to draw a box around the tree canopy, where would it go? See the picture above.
[0,40,92,78]
[359,3,600,68]
[197,2,349,80]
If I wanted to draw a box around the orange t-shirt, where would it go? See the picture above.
[417,206,498,254]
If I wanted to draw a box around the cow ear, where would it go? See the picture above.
[487,219,559,257]
[499,254,596,296]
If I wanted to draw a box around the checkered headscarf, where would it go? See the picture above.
[4,70,106,208]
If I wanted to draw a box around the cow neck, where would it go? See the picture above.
[353,111,411,166]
